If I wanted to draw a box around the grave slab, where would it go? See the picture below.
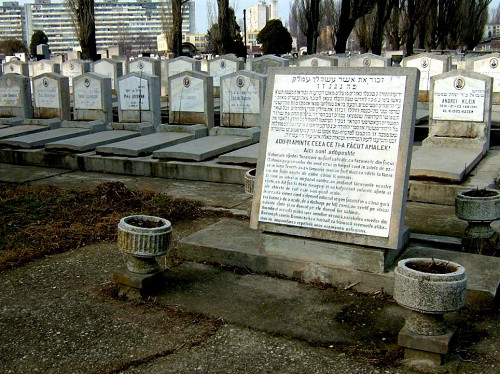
[0,125,48,140]
[45,130,141,153]
[0,127,90,148]
[153,135,256,161]
[96,132,195,157]
[410,147,482,181]
[217,143,260,164]
[0,118,23,126]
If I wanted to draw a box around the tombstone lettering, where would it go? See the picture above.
[73,72,113,124]
[208,55,245,89]
[169,71,214,128]
[61,59,91,88]
[0,74,33,119]
[32,73,70,120]
[220,71,266,128]
[118,72,161,126]
[250,67,419,259]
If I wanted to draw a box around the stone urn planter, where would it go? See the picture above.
[117,215,172,274]
[456,188,500,255]
[394,258,467,364]
[244,168,256,196]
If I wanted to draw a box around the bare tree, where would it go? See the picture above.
[320,0,340,51]
[460,0,492,50]
[289,0,307,49]
[160,2,174,54]
[291,0,324,54]
[404,0,433,56]
[491,5,500,23]
[354,9,375,53]
[217,0,232,54]
[66,0,97,60]
[172,0,190,57]
[385,0,406,50]
[335,0,377,54]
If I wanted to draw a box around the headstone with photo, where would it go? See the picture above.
[250,55,289,75]
[118,72,161,126]
[73,72,113,124]
[32,72,70,121]
[3,60,29,76]
[411,70,493,182]
[93,58,123,91]
[61,59,91,88]
[298,55,337,67]
[402,53,450,102]
[349,53,391,68]
[169,70,214,128]
[249,67,419,273]
[220,70,266,128]
[467,53,500,105]
[208,55,245,96]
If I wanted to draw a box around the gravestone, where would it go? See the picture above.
[402,53,450,102]
[3,60,29,76]
[167,56,201,78]
[29,59,61,77]
[250,67,419,272]
[298,55,337,67]
[51,55,64,65]
[411,70,493,182]
[61,59,91,88]
[33,73,70,120]
[129,57,161,77]
[112,55,129,76]
[220,71,266,128]
[384,51,404,66]
[349,53,391,68]
[73,72,113,124]
[467,53,500,105]
[36,44,50,60]
[118,72,161,126]
[208,55,245,96]
[160,59,169,96]
[169,71,214,128]
[67,51,81,61]
[93,59,123,91]
[250,55,289,75]
[0,74,33,122]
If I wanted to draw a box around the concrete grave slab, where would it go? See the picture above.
[0,127,90,148]
[0,163,72,183]
[0,118,23,126]
[45,130,142,153]
[217,143,260,164]
[0,125,49,140]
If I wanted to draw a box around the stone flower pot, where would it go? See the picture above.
[394,258,467,335]
[244,168,256,196]
[456,188,500,255]
[117,215,172,274]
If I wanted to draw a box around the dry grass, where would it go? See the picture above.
[0,181,203,272]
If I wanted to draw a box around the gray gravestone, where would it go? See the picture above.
[93,59,123,91]
[402,53,450,102]
[349,53,391,67]
[250,55,289,75]
[298,55,337,67]
[61,59,91,88]
[0,74,33,121]
[118,72,161,126]
[29,59,61,77]
[169,71,214,128]
[167,56,201,78]
[3,60,29,76]
[250,67,419,272]
[129,57,161,77]
[208,55,245,96]
[33,72,70,120]
[112,55,130,76]
[220,71,266,128]
[467,53,500,105]
[73,72,113,124]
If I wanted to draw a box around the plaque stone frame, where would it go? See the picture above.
[250,67,419,253]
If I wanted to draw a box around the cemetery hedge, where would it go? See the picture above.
[0,181,203,272]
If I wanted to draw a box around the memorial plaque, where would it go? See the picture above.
[251,68,419,250]
[34,76,60,109]
[170,75,204,112]
[74,76,102,110]
[432,75,485,122]
[0,85,20,107]
[119,75,150,111]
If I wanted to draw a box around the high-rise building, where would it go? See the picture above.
[247,0,278,32]
[3,0,195,55]
[0,2,26,43]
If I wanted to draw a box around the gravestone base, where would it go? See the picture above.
[399,326,456,366]
[113,267,165,299]
[61,120,106,133]
[23,118,61,129]
[423,136,488,155]
[0,117,23,126]
[109,122,155,135]
[260,230,409,273]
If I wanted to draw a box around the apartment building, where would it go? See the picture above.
[0,2,25,42]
